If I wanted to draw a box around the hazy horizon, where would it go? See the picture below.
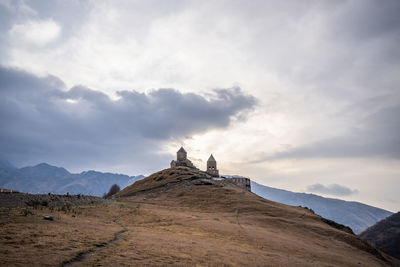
[0,0,399,211]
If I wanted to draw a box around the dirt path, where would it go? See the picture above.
[62,220,128,267]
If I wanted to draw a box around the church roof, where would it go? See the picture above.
[177,146,186,153]
[207,154,216,162]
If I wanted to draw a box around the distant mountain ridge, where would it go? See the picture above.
[251,181,393,234]
[0,161,144,196]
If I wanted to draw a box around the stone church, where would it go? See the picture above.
[170,147,219,177]
[170,147,196,169]
[170,147,250,191]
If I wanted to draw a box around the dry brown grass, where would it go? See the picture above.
[116,166,210,197]
[1,167,399,266]
[0,203,124,266]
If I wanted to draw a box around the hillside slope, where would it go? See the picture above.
[114,166,398,266]
[251,181,392,233]
[359,212,400,259]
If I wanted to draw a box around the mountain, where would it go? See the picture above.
[359,212,400,259]
[112,166,398,266]
[251,181,392,234]
[0,159,392,234]
[0,159,19,185]
[0,161,144,196]
[0,158,16,169]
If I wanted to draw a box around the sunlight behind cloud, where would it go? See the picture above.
[8,18,61,46]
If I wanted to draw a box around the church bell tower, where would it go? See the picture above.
[206,154,219,177]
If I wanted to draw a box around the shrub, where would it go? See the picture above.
[103,184,120,198]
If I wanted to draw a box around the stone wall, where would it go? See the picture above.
[230,177,251,192]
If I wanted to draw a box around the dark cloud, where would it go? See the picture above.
[329,0,400,42]
[0,66,256,172]
[307,183,358,197]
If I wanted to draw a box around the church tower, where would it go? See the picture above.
[206,154,219,177]
[177,147,187,161]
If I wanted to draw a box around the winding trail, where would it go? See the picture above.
[62,220,128,267]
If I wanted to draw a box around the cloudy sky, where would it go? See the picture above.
[0,0,399,211]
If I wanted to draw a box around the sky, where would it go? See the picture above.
[0,0,399,211]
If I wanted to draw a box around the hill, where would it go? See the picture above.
[1,166,398,266]
[112,166,398,266]
[251,181,393,234]
[359,212,400,259]
[0,161,143,196]
[0,159,392,235]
